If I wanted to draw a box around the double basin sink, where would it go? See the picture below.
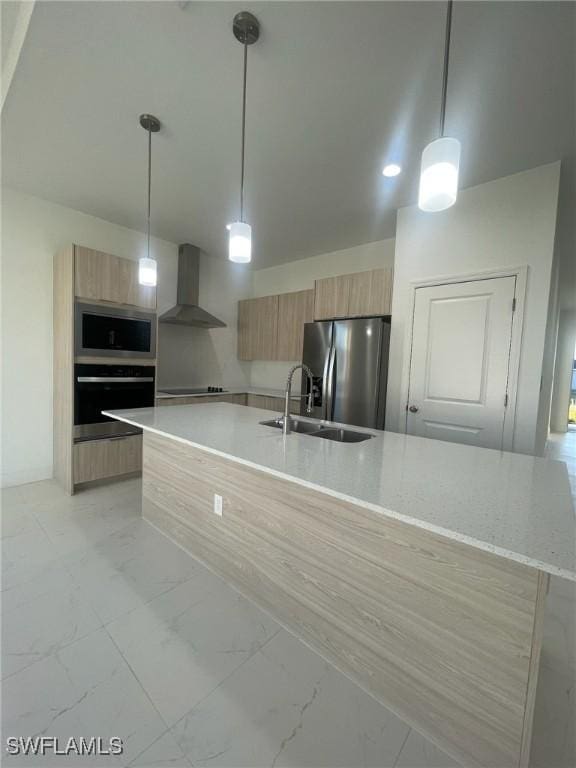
[260,418,375,443]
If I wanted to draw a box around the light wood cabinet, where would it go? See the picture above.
[75,246,156,309]
[313,274,352,320]
[314,268,393,320]
[238,290,313,362]
[157,394,247,407]
[246,394,299,413]
[348,268,393,317]
[237,295,279,361]
[73,435,142,485]
[277,290,314,361]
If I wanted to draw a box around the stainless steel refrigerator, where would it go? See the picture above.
[300,317,391,429]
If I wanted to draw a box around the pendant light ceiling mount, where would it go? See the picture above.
[139,113,161,133]
[232,11,260,46]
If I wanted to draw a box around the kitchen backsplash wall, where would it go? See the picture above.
[157,254,252,389]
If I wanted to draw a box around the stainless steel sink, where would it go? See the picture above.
[260,419,374,443]
[259,418,323,435]
[308,427,374,443]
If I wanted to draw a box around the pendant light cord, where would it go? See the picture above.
[240,40,248,222]
[439,0,453,137]
[146,125,152,258]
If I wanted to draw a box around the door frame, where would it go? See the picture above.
[400,265,528,452]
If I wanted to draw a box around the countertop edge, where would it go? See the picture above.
[103,411,576,583]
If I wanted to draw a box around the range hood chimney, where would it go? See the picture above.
[159,244,226,328]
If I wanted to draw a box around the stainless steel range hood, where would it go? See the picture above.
[159,244,226,328]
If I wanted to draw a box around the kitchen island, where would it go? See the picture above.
[104,403,576,768]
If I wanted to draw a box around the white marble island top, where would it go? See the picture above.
[104,403,576,582]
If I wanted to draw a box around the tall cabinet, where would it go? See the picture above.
[54,245,157,494]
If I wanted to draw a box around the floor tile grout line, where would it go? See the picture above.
[103,622,176,764]
[392,726,412,768]
[168,627,283,746]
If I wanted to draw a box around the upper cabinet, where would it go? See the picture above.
[238,295,279,361]
[313,274,352,320]
[238,267,393,361]
[314,268,393,320]
[74,246,156,309]
[277,289,315,361]
[238,289,314,362]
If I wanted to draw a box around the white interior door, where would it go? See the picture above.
[407,276,516,449]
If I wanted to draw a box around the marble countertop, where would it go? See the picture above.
[156,386,300,400]
[103,404,576,581]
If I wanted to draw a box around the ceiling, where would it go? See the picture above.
[2,1,575,292]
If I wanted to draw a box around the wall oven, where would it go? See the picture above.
[74,364,155,442]
[75,303,156,359]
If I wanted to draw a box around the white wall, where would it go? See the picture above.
[250,239,395,390]
[0,187,178,487]
[387,162,561,456]
[535,243,560,455]
[550,309,576,433]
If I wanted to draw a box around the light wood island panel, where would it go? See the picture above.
[142,431,546,768]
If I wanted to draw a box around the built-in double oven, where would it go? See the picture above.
[74,304,156,442]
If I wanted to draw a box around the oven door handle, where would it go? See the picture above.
[76,377,155,383]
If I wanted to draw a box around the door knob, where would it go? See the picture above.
[408,405,419,413]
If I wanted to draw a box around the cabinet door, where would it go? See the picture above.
[73,435,142,484]
[247,394,298,413]
[237,296,279,360]
[75,246,156,309]
[157,394,248,407]
[348,268,393,317]
[237,299,253,360]
[314,275,351,320]
[277,289,314,361]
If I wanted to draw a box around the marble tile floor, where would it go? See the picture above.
[1,431,575,768]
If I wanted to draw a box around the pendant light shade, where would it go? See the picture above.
[138,113,161,286]
[418,0,459,213]
[228,221,252,263]
[418,136,461,212]
[229,12,260,264]
[138,257,158,287]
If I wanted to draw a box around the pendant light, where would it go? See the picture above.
[229,11,260,263]
[138,113,161,286]
[418,0,460,212]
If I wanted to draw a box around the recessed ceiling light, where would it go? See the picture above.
[226,223,232,230]
[382,163,402,178]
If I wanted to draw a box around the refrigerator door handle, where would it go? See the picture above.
[321,349,331,420]
[325,346,336,421]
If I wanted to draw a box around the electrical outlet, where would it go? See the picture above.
[213,494,223,517]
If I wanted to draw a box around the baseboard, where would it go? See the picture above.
[1,465,53,488]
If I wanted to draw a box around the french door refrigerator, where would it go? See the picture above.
[300,317,391,429]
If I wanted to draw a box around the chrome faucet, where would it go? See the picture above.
[283,364,314,435]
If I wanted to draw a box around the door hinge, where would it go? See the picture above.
[512,298,517,313]
[504,393,509,407]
